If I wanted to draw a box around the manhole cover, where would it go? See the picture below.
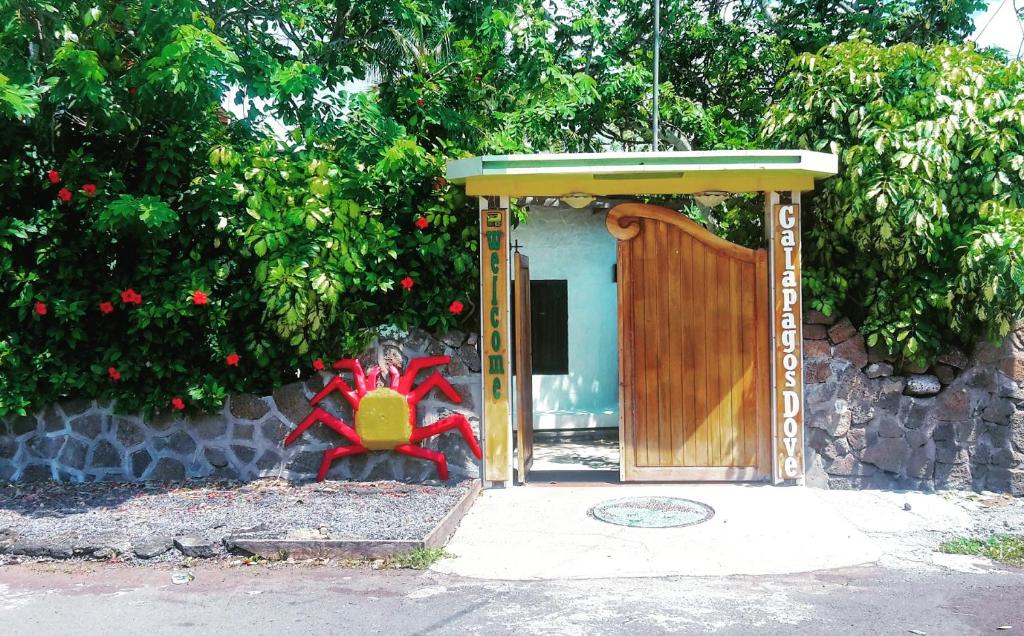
[588,496,714,528]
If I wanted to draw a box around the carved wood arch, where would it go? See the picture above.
[607,203,759,263]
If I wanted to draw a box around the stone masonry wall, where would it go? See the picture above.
[0,327,482,484]
[803,313,1024,495]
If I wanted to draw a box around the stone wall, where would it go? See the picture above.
[0,328,482,484]
[803,313,1024,495]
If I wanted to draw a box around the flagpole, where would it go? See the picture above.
[653,0,660,151]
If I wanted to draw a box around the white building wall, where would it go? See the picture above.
[512,204,619,430]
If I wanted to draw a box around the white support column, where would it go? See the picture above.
[766,191,805,485]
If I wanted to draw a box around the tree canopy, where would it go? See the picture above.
[0,0,1019,415]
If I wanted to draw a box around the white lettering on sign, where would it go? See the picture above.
[775,204,803,480]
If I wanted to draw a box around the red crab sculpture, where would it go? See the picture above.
[284,356,482,481]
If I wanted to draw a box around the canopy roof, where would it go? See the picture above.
[446,150,838,197]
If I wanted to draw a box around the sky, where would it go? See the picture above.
[972,0,1024,58]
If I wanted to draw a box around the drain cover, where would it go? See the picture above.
[588,496,714,528]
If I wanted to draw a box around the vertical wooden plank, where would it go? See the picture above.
[514,253,534,484]
[479,198,512,484]
[680,235,696,466]
[617,235,635,481]
[728,259,743,466]
[755,247,771,479]
[692,236,709,466]
[645,223,661,466]
[655,222,672,466]
[667,227,685,465]
[634,222,651,467]
[714,251,732,465]
[740,261,757,466]
[704,249,722,465]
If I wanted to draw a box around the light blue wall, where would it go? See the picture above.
[512,204,619,430]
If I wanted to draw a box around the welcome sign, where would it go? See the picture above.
[480,202,511,482]
[771,203,804,482]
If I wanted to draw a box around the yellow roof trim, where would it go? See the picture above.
[447,150,838,197]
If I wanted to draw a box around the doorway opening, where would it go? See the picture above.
[510,202,621,485]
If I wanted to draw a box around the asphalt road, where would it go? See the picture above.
[1,561,1023,635]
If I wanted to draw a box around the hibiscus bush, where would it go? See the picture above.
[0,2,477,416]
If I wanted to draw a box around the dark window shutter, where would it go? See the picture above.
[512,279,568,376]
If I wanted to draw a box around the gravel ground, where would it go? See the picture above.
[0,479,472,564]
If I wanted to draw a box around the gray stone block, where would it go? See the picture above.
[231,445,257,466]
[825,454,877,477]
[42,406,65,433]
[57,438,88,470]
[26,435,63,460]
[134,535,172,559]
[865,362,894,379]
[934,461,973,490]
[147,457,186,481]
[904,375,941,397]
[233,423,256,441]
[229,395,271,421]
[273,383,312,424]
[130,449,153,479]
[114,418,147,449]
[70,413,105,439]
[173,536,218,558]
[90,440,122,468]
[0,436,17,461]
[190,416,228,441]
[153,431,196,456]
[204,447,230,469]
[860,437,910,474]
[805,310,836,325]
[981,398,1015,424]
[10,415,38,436]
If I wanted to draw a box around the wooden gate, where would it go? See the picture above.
[513,252,535,484]
[607,203,770,481]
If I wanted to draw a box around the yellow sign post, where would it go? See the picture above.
[479,197,512,484]
[768,195,804,483]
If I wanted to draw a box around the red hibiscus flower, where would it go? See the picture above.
[99,301,114,315]
[400,276,414,290]
[57,187,72,203]
[34,301,47,316]
[417,98,424,107]
[82,184,97,197]
[448,300,464,315]
[47,170,60,184]
[128,86,137,96]
[171,397,185,411]
[415,216,429,229]
[120,288,142,305]
[433,177,447,191]
[225,353,240,366]
[191,290,209,305]
[312,358,325,371]
[107,367,121,381]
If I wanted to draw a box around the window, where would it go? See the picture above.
[511,279,569,376]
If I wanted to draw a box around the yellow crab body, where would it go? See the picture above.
[354,388,413,450]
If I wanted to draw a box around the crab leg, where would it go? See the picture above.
[331,358,367,397]
[411,414,482,459]
[398,356,451,393]
[284,407,363,447]
[394,444,449,481]
[408,371,461,406]
[366,367,382,390]
[310,376,360,409]
[388,365,401,390]
[318,444,369,481]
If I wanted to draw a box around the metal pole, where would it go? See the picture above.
[653,0,660,151]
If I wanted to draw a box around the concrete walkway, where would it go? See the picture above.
[433,484,897,580]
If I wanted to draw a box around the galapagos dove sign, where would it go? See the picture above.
[772,203,804,482]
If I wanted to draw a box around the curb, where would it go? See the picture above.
[225,480,481,560]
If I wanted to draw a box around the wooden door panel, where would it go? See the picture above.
[514,253,534,484]
[608,203,770,481]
